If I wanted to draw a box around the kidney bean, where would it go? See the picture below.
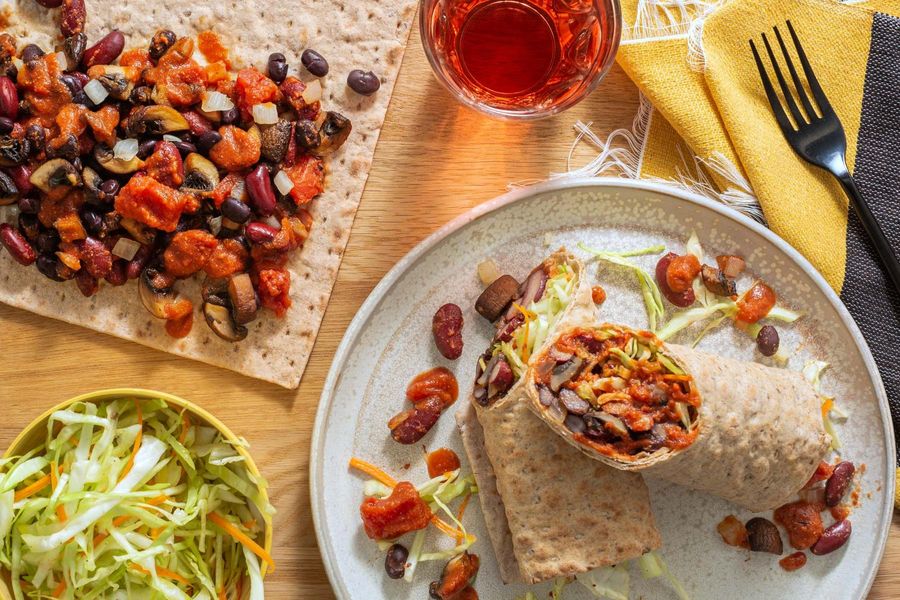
[79,236,113,278]
[8,165,33,197]
[389,396,442,445]
[36,230,59,253]
[18,214,40,241]
[75,269,99,297]
[82,30,125,68]
[267,52,288,84]
[137,139,157,159]
[100,178,119,199]
[384,543,408,579]
[656,252,695,307]
[222,197,251,224]
[35,0,63,6]
[61,0,86,36]
[347,69,380,95]
[301,49,329,77]
[126,244,153,279]
[196,130,222,153]
[220,106,239,125]
[810,520,851,555]
[0,117,12,134]
[21,44,44,64]
[17,196,39,214]
[172,140,196,155]
[245,164,277,217]
[756,325,780,357]
[182,110,212,136]
[245,221,278,244]
[746,517,783,555]
[564,413,587,434]
[149,30,176,61]
[104,259,127,286]
[432,303,463,360]
[36,254,64,280]
[825,461,855,507]
[0,76,18,120]
[0,223,36,265]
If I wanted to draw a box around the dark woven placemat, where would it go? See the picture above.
[843,11,900,463]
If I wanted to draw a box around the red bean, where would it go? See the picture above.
[389,396,442,444]
[825,461,855,507]
[8,165,33,197]
[810,520,851,555]
[182,110,213,136]
[0,223,36,265]
[126,244,153,280]
[756,325,780,357]
[0,76,18,120]
[79,236,113,278]
[245,164,276,217]
[384,543,408,579]
[432,303,464,360]
[35,0,63,6]
[656,253,695,307]
[60,0,86,36]
[245,222,278,244]
[75,269,99,297]
[82,30,125,68]
[104,259,127,286]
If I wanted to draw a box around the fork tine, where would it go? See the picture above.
[773,25,816,121]
[786,20,834,117]
[761,32,805,127]
[750,39,794,134]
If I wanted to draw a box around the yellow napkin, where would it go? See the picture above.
[610,0,899,291]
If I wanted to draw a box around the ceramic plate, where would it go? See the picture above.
[311,179,894,600]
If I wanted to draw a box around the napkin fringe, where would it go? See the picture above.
[554,95,765,223]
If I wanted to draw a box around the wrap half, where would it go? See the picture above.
[461,252,661,584]
[525,323,831,512]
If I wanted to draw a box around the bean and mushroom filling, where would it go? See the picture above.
[0,23,351,342]
[533,325,701,459]
[472,257,577,406]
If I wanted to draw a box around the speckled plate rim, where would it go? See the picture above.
[310,177,896,600]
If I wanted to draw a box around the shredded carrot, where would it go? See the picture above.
[513,303,535,363]
[51,578,66,598]
[218,588,227,600]
[431,515,465,540]
[822,398,834,419]
[242,519,257,530]
[130,564,191,585]
[661,374,693,382]
[50,462,59,490]
[147,494,170,506]
[56,504,68,523]
[348,458,397,488]
[236,574,244,600]
[208,511,275,571]
[179,412,192,444]
[14,473,52,502]
[119,400,144,483]
[454,494,472,544]
[150,527,164,540]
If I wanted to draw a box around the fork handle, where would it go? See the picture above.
[837,172,900,295]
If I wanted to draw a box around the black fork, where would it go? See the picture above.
[750,21,900,295]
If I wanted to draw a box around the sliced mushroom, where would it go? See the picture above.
[96,69,133,100]
[139,267,180,319]
[201,276,229,306]
[228,273,258,325]
[29,159,82,194]
[0,136,28,167]
[0,170,18,205]
[294,119,320,151]
[716,255,746,278]
[260,120,292,163]
[315,111,351,155]
[550,356,583,392]
[181,153,219,193]
[94,144,144,174]
[589,412,630,438]
[81,166,103,203]
[120,217,156,245]
[123,105,190,137]
[701,265,737,297]
[203,301,248,342]
[475,274,519,322]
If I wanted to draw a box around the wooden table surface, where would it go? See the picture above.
[1,21,897,600]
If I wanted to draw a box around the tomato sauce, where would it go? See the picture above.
[256,268,292,316]
[665,254,701,293]
[407,367,459,409]
[426,448,461,478]
[774,501,824,550]
[197,31,231,67]
[736,281,777,324]
[779,551,807,572]
[115,175,191,232]
[359,481,432,540]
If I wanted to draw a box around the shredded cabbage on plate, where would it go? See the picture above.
[0,398,275,600]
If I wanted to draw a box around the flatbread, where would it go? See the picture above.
[0,0,417,388]
[526,323,832,512]
[462,251,661,584]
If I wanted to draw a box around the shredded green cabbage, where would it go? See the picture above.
[637,551,691,600]
[0,398,274,599]
[803,361,845,450]
[579,243,666,331]
[580,564,630,600]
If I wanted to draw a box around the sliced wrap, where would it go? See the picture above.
[461,251,661,584]
[525,323,831,512]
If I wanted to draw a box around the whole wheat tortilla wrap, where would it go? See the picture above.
[525,323,831,512]
[460,251,661,584]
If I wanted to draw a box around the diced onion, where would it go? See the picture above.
[112,237,141,261]
[263,215,281,229]
[201,90,235,112]
[162,134,181,143]
[113,138,139,161]
[273,170,294,196]
[208,216,223,236]
[252,103,278,125]
[11,57,23,72]
[477,259,500,286]
[301,79,322,105]
[84,79,110,105]
[230,180,246,201]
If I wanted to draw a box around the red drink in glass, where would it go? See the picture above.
[420,0,622,118]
